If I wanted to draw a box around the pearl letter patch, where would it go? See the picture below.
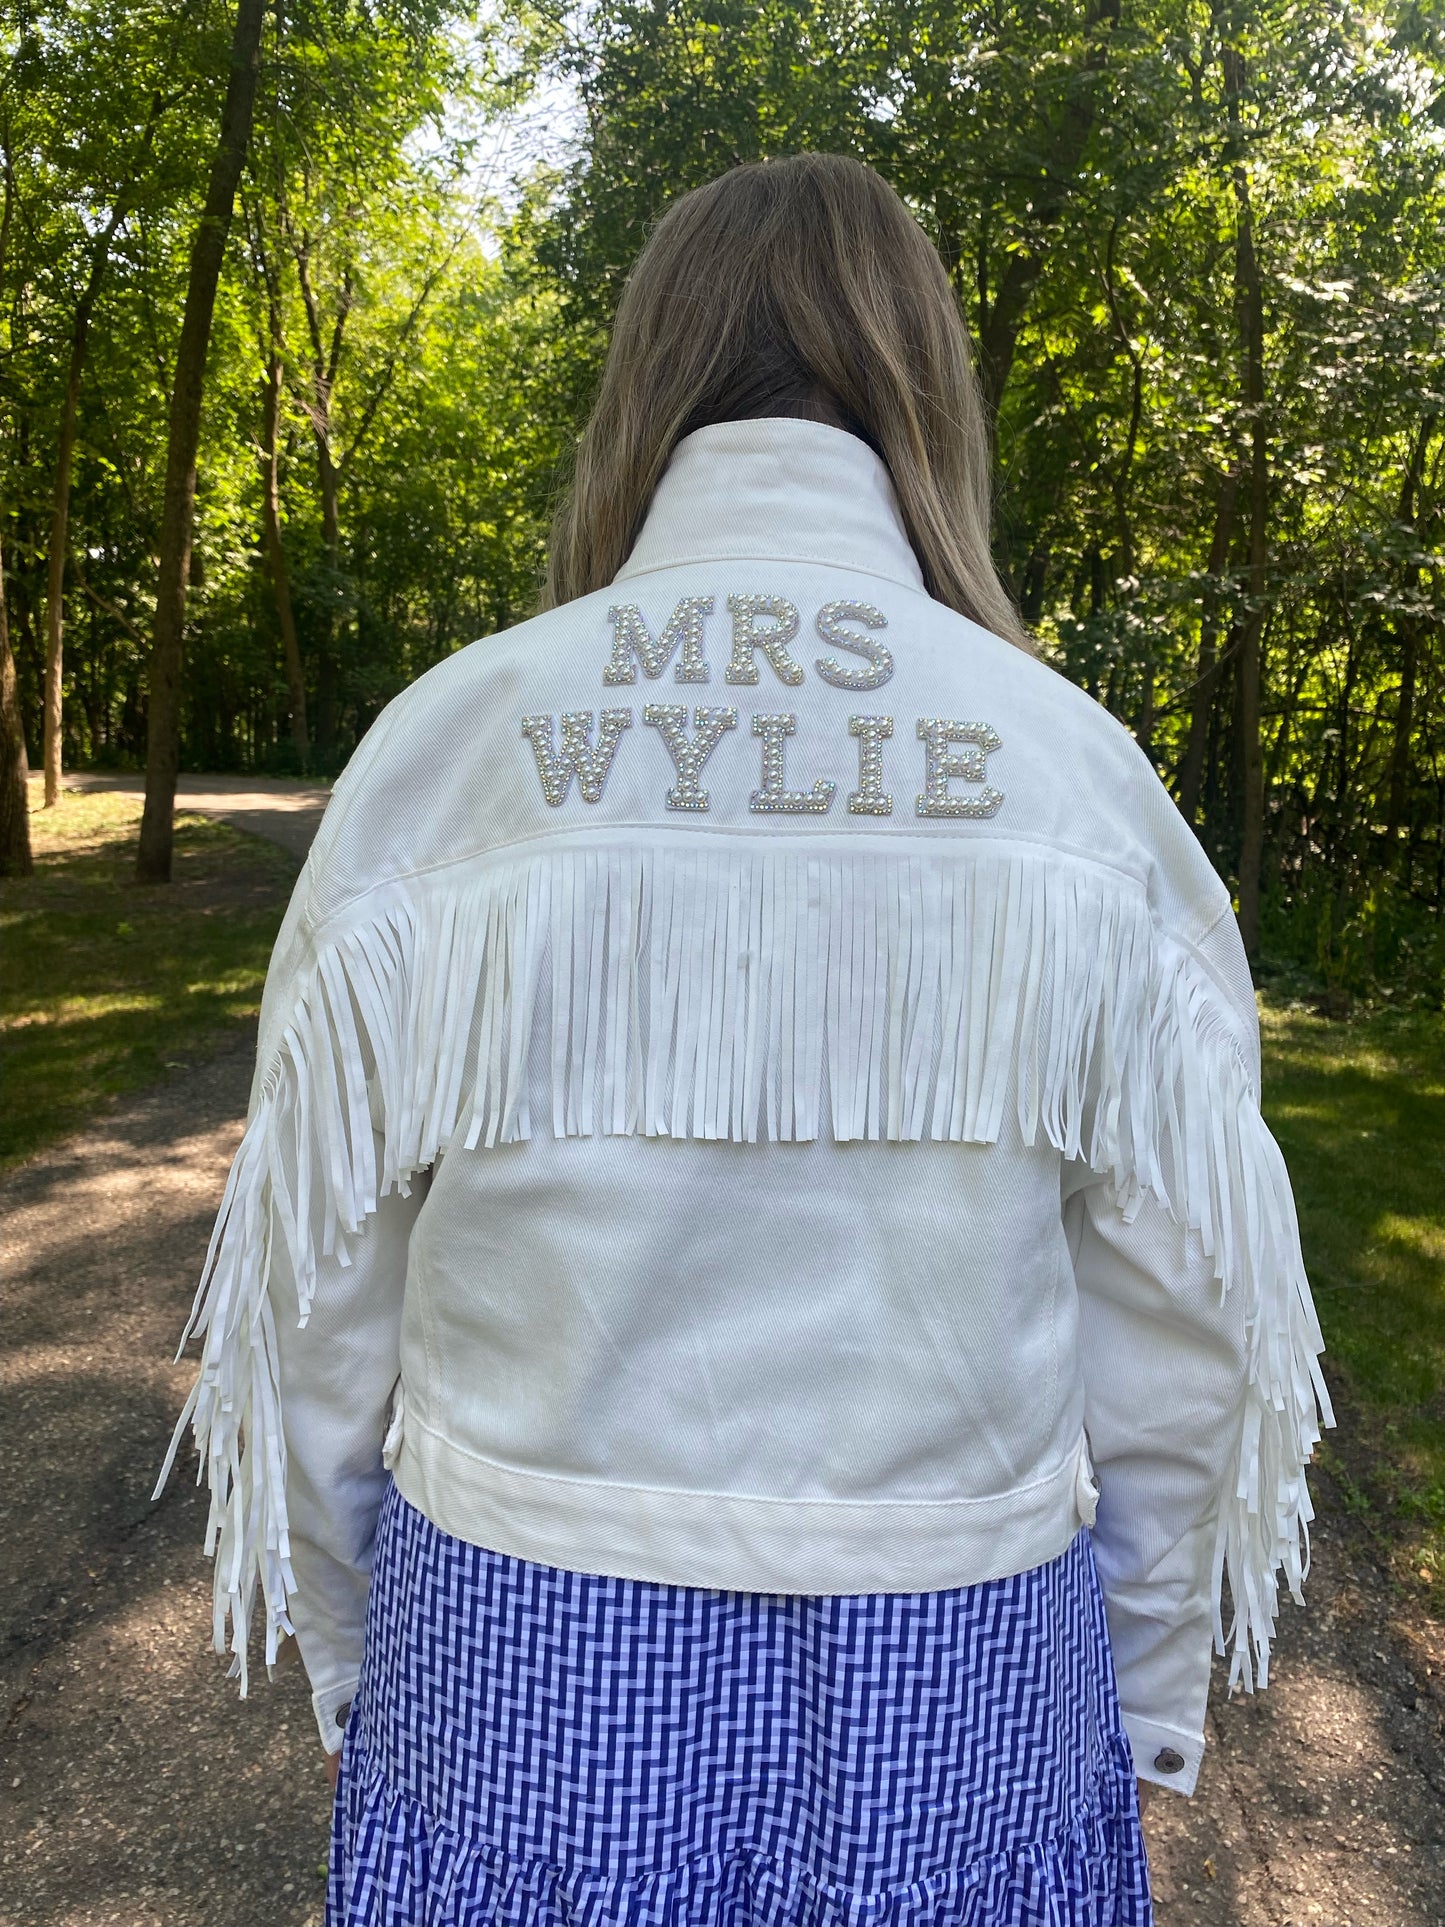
[644,703,740,811]
[915,718,1004,818]
[724,595,806,686]
[603,597,713,684]
[847,715,894,815]
[750,714,836,814]
[814,601,894,691]
[522,709,633,805]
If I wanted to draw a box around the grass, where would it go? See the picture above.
[3,786,1441,1606]
[1260,997,1445,1608]
[1,784,297,1167]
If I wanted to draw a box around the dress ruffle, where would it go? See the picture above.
[330,1722,1148,1927]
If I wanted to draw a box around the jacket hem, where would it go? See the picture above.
[389,1418,1094,1596]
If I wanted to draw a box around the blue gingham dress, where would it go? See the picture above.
[328,1480,1152,1925]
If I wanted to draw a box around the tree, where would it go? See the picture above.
[3,0,1437,994]
[0,530,32,876]
[39,83,170,807]
[250,219,308,759]
[0,101,29,875]
[1220,9,1268,959]
[136,0,267,883]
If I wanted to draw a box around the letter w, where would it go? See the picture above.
[521,710,633,805]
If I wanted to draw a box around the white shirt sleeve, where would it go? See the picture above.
[266,1146,430,1753]
[1063,1156,1247,1795]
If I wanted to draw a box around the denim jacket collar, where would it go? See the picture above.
[612,416,928,595]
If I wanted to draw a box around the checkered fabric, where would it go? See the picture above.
[328,1480,1152,1925]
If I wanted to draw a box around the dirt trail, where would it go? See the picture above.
[63,772,330,861]
[2,941,1442,1925]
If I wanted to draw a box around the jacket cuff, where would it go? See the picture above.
[312,1677,360,1755]
[1120,1711,1204,1796]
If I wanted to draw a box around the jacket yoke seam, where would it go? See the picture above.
[300,825,1156,943]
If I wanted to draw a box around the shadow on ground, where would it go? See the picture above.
[2,1041,331,1927]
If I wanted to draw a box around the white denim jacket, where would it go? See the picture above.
[157,417,1332,1797]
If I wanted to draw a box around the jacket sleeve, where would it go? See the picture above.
[267,1150,427,1753]
[1063,893,1332,1796]
[153,709,430,1750]
[1063,1156,1246,1793]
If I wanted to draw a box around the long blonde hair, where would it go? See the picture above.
[541,153,1030,650]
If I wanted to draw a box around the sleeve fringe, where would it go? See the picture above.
[1148,953,1335,1693]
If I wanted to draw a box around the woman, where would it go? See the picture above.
[157,154,1332,1925]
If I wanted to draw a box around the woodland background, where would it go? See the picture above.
[1,0,1442,997]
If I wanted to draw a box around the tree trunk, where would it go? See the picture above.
[136,0,267,883]
[42,197,129,806]
[1331,602,1363,873]
[286,222,444,758]
[1178,470,1238,823]
[1264,627,1309,797]
[1019,543,1050,624]
[314,437,342,753]
[39,96,164,806]
[0,135,32,879]
[0,532,34,876]
[1223,31,1268,961]
[260,321,309,760]
[1385,622,1418,870]
[1383,418,1431,868]
[1200,632,1240,866]
[291,242,349,756]
[974,0,1120,417]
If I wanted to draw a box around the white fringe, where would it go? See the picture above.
[155,843,1331,1698]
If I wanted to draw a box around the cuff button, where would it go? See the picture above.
[1153,1747,1185,1775]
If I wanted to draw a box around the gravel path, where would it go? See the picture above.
[2,1042,331,1927]
[64,773,331,861]
[3,788,1442,1926]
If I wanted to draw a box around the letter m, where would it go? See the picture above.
[603,597,713,684]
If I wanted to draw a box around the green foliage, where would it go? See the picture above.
[2,0,566,779]
[0,0,1440,998]
[0,784,296,1164]
[1261,872,1445,1010]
